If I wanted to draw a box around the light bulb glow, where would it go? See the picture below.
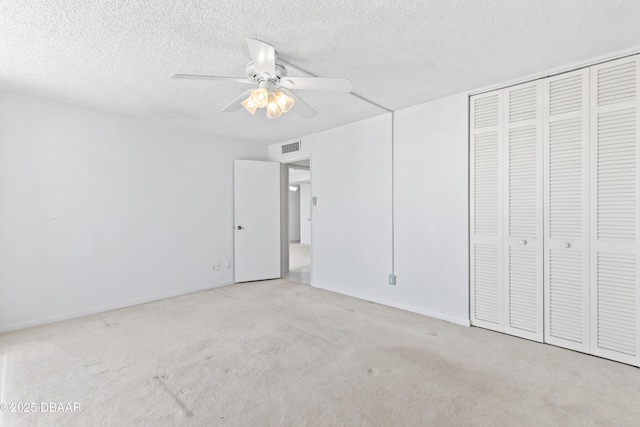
[250,88,268,108]
[266,94,283,119]
[241,96,257,115]
[272,90,295,113]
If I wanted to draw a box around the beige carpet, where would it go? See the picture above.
[1,279,639,426]
[289,242,310,270]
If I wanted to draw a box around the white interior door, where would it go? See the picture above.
[470,91,504,331]
[589,56,640,366]
[503,81,544,342]
[234,159,281,283]
[543,68,591,352]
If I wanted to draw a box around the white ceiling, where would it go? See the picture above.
[2,1,640,145]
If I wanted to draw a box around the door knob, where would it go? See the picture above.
[237,225,243,230]
[563,242,570,248]
[519,240,527,245]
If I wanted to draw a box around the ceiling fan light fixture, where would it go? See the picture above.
[272,90,295,113]
[266,94,283,119]
[241,96,257,115]
[250,87,269,108]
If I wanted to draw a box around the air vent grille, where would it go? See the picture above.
[282,141,301,154]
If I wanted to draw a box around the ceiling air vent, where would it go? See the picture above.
[281,141,301,154]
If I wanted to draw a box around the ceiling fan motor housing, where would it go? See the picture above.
[245,61,288,83]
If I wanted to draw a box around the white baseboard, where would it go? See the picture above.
[0,281,233,334]
[312,283,471,327]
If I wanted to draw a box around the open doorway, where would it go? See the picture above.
[285,159,311,284]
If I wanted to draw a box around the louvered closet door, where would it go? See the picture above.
[470,91,504,331]
[543,69,591,352]
[590,56,640,366]
[503,82,544,341]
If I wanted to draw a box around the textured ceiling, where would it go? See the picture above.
[2,1,640,145]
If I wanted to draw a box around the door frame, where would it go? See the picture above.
[281,156,312,283]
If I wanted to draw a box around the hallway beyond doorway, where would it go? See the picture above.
[286,242,310,284]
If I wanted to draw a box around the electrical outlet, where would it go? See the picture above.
[214,263,220,270]
[225,261,231,269]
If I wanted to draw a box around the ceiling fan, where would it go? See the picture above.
[171,38,353,119]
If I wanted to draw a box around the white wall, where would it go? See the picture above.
[394,94,469,324]
[288,186,301,242]
[268,96,469,326]
[0,93,265,332]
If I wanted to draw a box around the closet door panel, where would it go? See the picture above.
[470,92,504,331]
[543,69,591,352]
[503,82,544,341]
[590,56,640,366]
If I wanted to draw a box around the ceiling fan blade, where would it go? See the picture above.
[280,89,317,118]
[222,89,254,112]
[171,74,254,84]
[278,77,352,92]
[246,38,276,78]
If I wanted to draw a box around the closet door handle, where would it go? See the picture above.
[519,240,527,245]
[563,242,571,248]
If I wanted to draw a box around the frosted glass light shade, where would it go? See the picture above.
[272,90,295,113]
[241,96,257,115]
[266,95,282,118]
[250,88,268,108]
